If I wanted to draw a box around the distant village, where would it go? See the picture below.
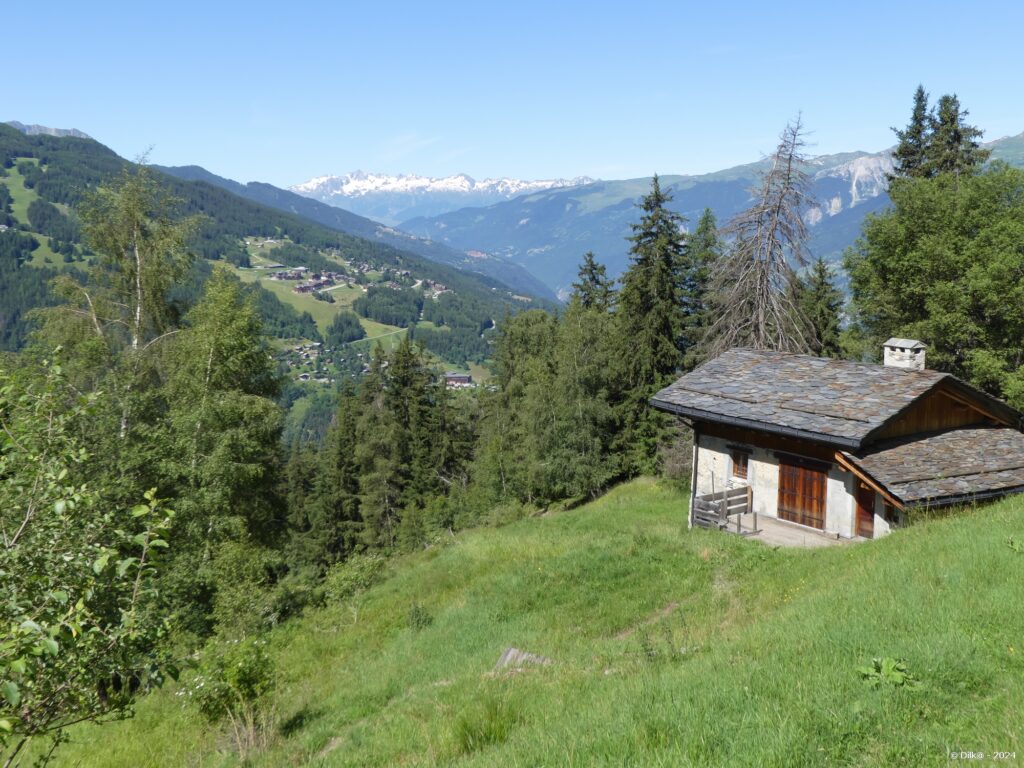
[280,341,478,390]
[242,238,475,387]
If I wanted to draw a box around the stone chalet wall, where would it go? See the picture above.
[692,432,889,539]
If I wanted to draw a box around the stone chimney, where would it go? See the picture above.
[883,338,927,370]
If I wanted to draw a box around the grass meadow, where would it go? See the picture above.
[52,479,1024,766]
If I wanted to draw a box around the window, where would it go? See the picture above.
[730,448,750,480]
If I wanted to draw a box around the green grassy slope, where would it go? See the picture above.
[3,160,66,267]
[60,480,1024,766]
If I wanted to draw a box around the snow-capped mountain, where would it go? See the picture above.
[289,171,594,225]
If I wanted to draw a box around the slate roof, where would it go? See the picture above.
[846,426,1024,506]
[650,348,949,449]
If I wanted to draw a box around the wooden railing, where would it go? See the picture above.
[692,485,754,533]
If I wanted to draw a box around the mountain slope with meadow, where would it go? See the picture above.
[157,165,557,301]
[56,478,1024,767]
[0,124,553,357]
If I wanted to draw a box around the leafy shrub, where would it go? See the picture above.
[208,542,279,637]
[323,553,386,602]
[190,638,275,759]
[266,570,324,626]
[0,360,176,763]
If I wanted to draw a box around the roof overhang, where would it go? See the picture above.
[650,397,863,451]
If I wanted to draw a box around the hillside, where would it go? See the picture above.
[399,134,1024,297]
[59,479,1024,767]
[0,125,553,374]
[156,165,557,301]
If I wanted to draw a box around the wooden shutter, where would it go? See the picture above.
[777,457,827,530]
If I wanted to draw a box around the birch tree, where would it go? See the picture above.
[44,165,200,441]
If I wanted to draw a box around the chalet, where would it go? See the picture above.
[651,342,1024,539]
[444,372,475,389]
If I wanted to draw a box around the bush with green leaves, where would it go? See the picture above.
[322,553,386,603]
[0,357,175,764]
[189,638,275,759]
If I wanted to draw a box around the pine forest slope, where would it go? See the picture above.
[156,164,557,301]
[60,479,1024,767]
[400,134,1024,296]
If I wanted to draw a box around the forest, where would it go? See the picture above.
[3,88,1024,764]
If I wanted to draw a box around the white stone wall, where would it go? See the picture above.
[825,468,855,538]
[871,494,900,536]
[694,434,783,518]
[694,432,860,538]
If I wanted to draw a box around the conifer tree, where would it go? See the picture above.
[683,207,722,367]
[703,118,815,357]
[546,297,619,496]
[355,338,444,549]
[571,251,614,311]
[471,310,558,505]
[162,265,284,630]
[923,94,990,178]
[295,386,363,566]
[891,85,931,179]
[356,347,406,549]
[795,257,843,358]
[615,175,688,473]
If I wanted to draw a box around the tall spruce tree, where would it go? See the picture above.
[923,94,990,178]
[615,175,688,474]
[571,251,614,311]
[292,386,363,567]
[891,85,931,179]
[795,257,843,358]
[683,207,722,367]
[162,265,284,634]
[354,338,446,549]
[471,310,558,505]
[546,298,619,496]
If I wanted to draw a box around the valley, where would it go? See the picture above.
[4,53,1024,767]
[0,124,555,389]
[290,135,1024,297]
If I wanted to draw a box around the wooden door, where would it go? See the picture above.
[856,482,875,539]
[777,457,827,530]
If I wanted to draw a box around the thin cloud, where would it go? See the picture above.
[378,132,442,164]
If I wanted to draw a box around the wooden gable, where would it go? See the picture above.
[870,385,996,442]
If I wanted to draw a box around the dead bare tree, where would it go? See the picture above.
[702,117,816,357]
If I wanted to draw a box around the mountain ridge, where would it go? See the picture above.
[4,120,91,140]
[290,171,595,225]
[397,133,1024,297]
[156,165,557,300]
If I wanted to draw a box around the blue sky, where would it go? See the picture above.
[7,1,1024,186]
